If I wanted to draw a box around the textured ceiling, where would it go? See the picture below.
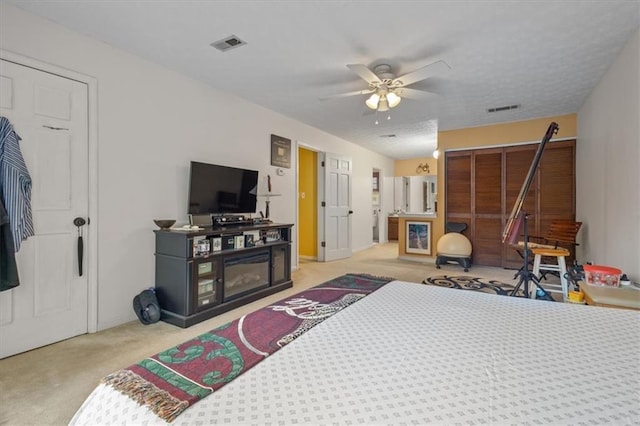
[8,1,639,159]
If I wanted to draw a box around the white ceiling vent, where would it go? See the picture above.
[487,104,520,113]
[379,134,397,138]
[210,35,247,52]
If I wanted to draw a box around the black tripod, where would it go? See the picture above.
[510,213,553,299]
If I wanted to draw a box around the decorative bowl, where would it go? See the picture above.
[153,219,176,229]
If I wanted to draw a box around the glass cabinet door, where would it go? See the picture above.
[271,245,290,284]
[194,259,220,311]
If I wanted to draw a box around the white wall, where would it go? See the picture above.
[577,29,639,281]
[0,4,395,330]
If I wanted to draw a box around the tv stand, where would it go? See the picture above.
[154,223,293,327]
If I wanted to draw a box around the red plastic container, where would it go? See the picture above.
[583,265,622,287]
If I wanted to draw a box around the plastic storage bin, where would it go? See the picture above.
[583,265,622,287]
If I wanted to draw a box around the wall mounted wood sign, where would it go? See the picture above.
[270,134,291,168]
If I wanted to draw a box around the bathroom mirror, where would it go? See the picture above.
[393,175,437,213]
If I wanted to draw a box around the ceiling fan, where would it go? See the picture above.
[320,60,450,112]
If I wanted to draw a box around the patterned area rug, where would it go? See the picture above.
[102,273,394,422]
[422,275,516,296]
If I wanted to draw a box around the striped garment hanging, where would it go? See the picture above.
[0,116,34,252]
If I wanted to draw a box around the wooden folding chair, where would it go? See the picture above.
[514,220,582,280]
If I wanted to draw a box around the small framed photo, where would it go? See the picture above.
[234,235,245,249]
[406,221,431,255]
[244,230,260,247]
[270,134,291,168]
[193,237,210,257]
[222,235,235,250]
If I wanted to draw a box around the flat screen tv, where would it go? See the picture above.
[188,161,258,215]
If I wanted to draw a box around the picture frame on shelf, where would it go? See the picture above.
[193,237,210,257]
[406,221,431,255]
[244,230,260,247]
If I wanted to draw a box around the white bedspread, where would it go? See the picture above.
[71,281,640,425]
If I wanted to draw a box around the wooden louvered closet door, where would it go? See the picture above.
[473,149,503,266]
[445,152,472,238]
[445,140,576,268]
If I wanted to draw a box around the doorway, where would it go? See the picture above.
[297,147,353,263]
[298,146,318,260]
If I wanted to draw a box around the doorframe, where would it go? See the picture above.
[372,167,382,243]
[1,49,99,333]
[316,151,326,261]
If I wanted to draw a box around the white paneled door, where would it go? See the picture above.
[322,152,352,261]
[0,59,89,358]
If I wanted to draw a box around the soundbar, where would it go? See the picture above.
[212,215,252,227]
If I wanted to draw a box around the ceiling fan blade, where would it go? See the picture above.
[396,87,438,100]
[392,60,450,87]
[346,64,382,85]
[319,88,374,101]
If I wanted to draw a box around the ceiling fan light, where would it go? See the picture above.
[377,97,389,112]
[365,93,380,110]
[387,92,401,108]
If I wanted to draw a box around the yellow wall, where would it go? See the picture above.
[394,157,438,177]
[432,114,577,251]
[298,147,317,257]
[438,114,576,150]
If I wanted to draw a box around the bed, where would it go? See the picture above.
[71,277,640,425]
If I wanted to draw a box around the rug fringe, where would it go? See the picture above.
[102,369,189,422]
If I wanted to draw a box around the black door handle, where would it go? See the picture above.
[74,217,87,276]
[77,235,84,276]
[348,210,353,214]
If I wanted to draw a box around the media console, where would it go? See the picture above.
[154,223,293,327]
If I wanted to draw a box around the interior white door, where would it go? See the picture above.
[322,152,352,261]
[0,59,89,358]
